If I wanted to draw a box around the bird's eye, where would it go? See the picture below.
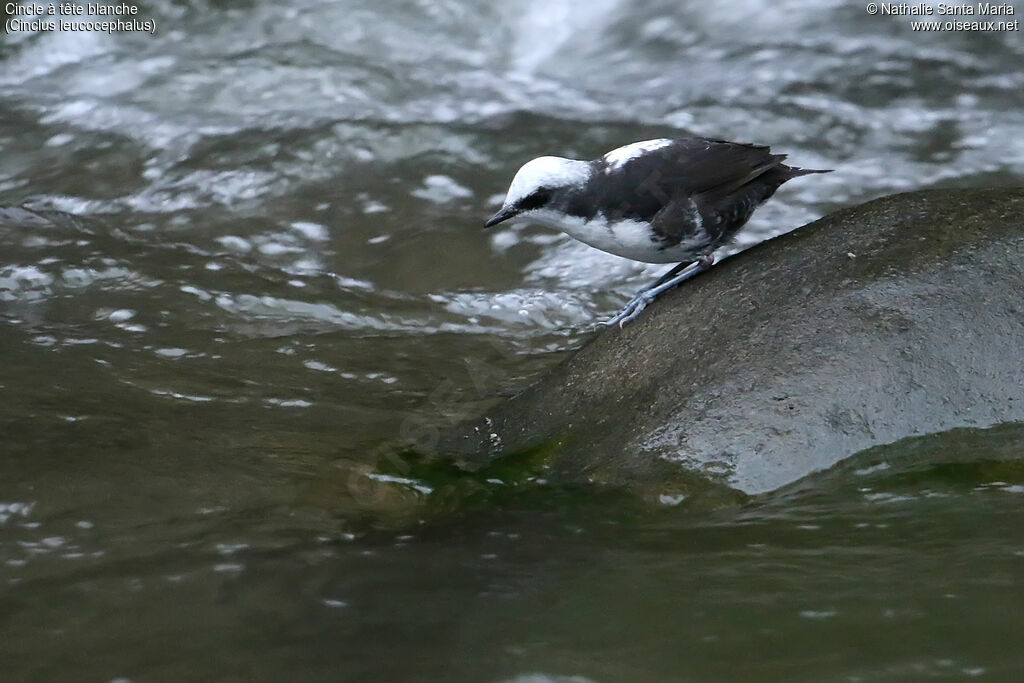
[518,188,551,211]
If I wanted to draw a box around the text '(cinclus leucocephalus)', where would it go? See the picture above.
[485,137,831,326]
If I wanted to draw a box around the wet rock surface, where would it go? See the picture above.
[441,188,1024,494]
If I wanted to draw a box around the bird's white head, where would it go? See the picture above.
[485,156,591,228]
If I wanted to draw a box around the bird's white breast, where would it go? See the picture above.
[527,209,706,264]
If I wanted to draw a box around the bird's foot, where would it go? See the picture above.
[599,257,713,328]
[601,291,656,328]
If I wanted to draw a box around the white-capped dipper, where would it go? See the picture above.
[485,137,831,326]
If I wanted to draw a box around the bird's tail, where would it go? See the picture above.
[783,165,832,177]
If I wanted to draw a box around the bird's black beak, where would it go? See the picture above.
[484,206,518,228]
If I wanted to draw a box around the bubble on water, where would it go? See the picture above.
[362,201,389,214]
[258,242,303,256]
[333,276,375,292]
[799,610,837,619]
[107,309,136,323]
[266,398,313,408]
[0,502,35,524]
[0,266,54,301]
[46,133,75,147]
[497,675,599,683]
[489,230,519,252]
[322,598,349,609]
[155,348,188,358]
[303,360,337,373]
[411,175,474,203]
[150,389,214,403]
[180,285,212,301]
[215,543,248,556]
[215,236,252,253]
[290,221,329,241]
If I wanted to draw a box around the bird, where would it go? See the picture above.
[485,137,831,326]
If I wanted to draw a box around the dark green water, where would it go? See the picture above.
[2,0,1024,680]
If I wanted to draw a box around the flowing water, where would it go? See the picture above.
[2,1,1024,680]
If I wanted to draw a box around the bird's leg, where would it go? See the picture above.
[601,254,715,328]
[649,260,692,289]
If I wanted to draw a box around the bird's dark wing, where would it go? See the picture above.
[631,138,785,195]
[646,194,713,251]
[590,137,788,223]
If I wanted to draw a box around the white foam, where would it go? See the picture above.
[257,242,303,256]
[411,175,473,203]
[362,200,389,214]
[290,221,329,241]
[155,348,188,358]
[0,266,54,302]
[107,309,136,323]
[507,0,621,76]
[45,133,74,147]
[215,236,252,253]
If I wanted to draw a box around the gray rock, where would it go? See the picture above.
[440,188,1024,496]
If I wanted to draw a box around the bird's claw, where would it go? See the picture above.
[599,258,712,329]
[601,292,654,328]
